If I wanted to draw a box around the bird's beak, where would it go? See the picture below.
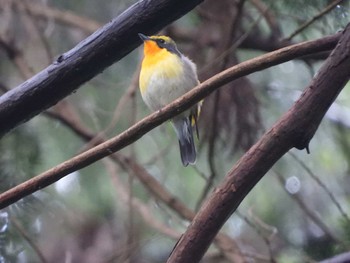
[138,33,150,42]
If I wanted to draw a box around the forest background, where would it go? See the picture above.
[0,0,350,262]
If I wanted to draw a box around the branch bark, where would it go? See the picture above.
[167,24,350,263]
[0,32,340,209]
[319,251,350,263]
[0,0,203,138]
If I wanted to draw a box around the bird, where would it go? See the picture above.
[138,33,200,166]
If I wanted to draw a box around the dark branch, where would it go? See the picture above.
[319,251,350,263]
[0,32,340,209]
[0,0,203,138]
[167,24,350,263]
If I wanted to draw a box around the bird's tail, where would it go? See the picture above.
[173,117,196,166]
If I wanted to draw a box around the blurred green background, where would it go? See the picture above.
[0,0,350,262]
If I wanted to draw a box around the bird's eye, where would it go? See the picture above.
[158,39,165,44]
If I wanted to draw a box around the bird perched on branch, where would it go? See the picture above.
[138,33,200,166]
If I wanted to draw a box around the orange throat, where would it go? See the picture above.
[143,40,162,57]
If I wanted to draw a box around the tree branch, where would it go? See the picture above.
[285,0,345,41]
[319,251,350,263]
[0,32,340,210]
[289,152,350,225]
[104,159,181,240]
[11,217,48,263]
[275,171,343,246]
[0,0,203,138]
[29,84,245,262]
[167,24,350,263]
[14,0,102,34]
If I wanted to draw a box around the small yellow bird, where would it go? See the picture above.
[138,33,200,166]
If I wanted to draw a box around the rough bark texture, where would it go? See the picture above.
[167,24,350,263]
[0,0,203,138]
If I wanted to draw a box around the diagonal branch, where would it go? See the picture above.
[289,152,350,225]
[0,0,203,138]
[275,171,342,245]
[0,32,340,210]
[104,159,181,240]
[319,251,350,263]
[167,24,350,263]
[11,217,48,263]
[286,0,346,41]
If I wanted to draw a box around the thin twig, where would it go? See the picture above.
[19,0,54,63]
[275,171,344,247]
[236,210,277,263]
[83,68,140,151]
[250,0,282,39]
[11,217,48,263]
[126,82,138,263]
[289,151,350,225]
[104,159,180,239]
[199,0,247,206]
[286,0,345,41]
[13,0,102,34]
[198,89,219,208]
[200,2,268,73]
[238,209,317,263]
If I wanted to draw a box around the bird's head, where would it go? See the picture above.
[138,33,180,57]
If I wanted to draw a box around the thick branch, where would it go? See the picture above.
[0,32,340,209]
[319,251,350,263]
[167,25,350,263]
[0,0,203,138]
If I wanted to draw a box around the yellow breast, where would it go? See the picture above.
[139,46,183,95]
